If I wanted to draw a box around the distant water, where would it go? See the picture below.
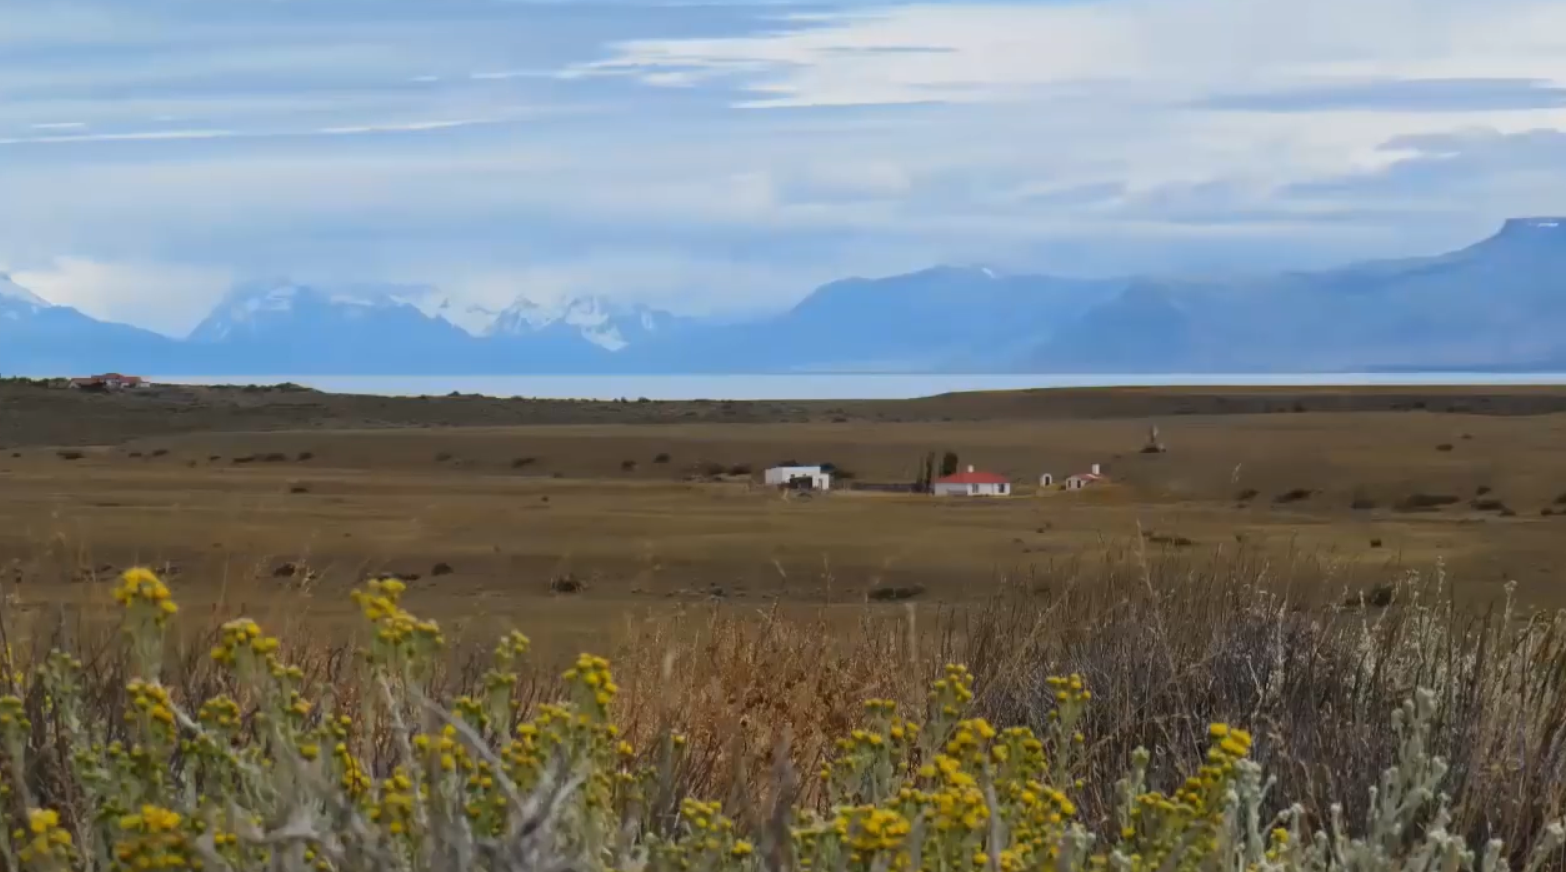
[149,373,1566,401]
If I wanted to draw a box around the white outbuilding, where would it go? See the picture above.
[764,465,832,491]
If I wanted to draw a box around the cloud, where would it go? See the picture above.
[3,0,1565,327]
[1202,78,1566,113]
[584,0,1566,109]
[0,129,236,146]
[9,258,233,336]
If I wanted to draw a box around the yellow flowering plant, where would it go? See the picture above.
[0,565,1559,872]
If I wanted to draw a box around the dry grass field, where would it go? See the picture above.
[6,381,1566,656]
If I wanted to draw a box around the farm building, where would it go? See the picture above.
[764,465,832,491]
[1065,464,1106,490]
[69,373,147,391]
[932,466,1012,497]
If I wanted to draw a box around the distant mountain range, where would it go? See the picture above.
[4,218,1565,376]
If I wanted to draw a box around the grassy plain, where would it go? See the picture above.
[6,382,1566,656]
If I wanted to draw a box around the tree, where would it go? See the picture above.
[940,451,960,477]
[916,452,936,492]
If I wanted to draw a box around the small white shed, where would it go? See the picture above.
[764,465,832,491]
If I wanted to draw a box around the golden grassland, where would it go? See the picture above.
[6,409,1566,656]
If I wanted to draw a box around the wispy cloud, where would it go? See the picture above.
[0,129,236,146]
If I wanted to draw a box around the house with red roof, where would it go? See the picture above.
[1066,464,1107,490]
[69,373,147,391]
[932,465,1012,497]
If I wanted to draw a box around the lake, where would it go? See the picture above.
[148,373,1566,401]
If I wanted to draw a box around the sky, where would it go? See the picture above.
[2,0,1565,336]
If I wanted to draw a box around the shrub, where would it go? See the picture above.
[55,450,84,461]
[511,457,538,469]
[1273,488,1313,504]
[725,463,752,476]
[653,453,671,464]
[621,460,638,472]
[550,573,584,593]
[0,567,1561,872]
[1396,493,1460,512]
[1350,495,1378,510]
[1235,488,1259,502]
[1437,443,1454,452]
[867,584,925,601]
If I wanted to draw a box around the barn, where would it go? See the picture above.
[932,466,1012,497]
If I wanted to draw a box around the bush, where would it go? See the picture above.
[511,457,537,469]
[867,584,925,601]
[1273,488,1313,504]
[1235,488,1259,502]
[1350,495,1378,510]
[550,573,584,593]
[1396,493,1460,512]
[0,567,1562,872]
[725,463,753,476]
[653,453,671,464]
[621,460,638,472]
[55,450,84,461]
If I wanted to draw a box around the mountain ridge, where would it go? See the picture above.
[3,218,1565,375]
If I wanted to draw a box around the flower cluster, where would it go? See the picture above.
[350,578,444,666]
[111,568,179,624]
[113,805,191,870]
[211,618,280,667]
[16,808,74,868]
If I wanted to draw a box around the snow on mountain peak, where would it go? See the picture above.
[486,294,678,351]
[0,273,50,309]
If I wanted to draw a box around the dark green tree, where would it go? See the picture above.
[940,451,960,477]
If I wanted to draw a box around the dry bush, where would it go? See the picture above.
[2,550,1566,870]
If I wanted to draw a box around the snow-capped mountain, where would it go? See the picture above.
[0,274,179,373]
[488,295,684,352]
[185,279,490,373]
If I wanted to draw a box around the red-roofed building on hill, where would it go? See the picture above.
[932,465,1012,497]
[69,373,147,391]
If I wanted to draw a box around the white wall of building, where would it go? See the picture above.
[764,466,832,490]
[932,482,1011,497]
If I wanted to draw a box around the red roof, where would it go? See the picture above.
[935,470,1011,485]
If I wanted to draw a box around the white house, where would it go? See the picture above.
[932,466,1012,497]
[1065,464,1106,491]
[764,465,832,491]
[1039,473,1055,487]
